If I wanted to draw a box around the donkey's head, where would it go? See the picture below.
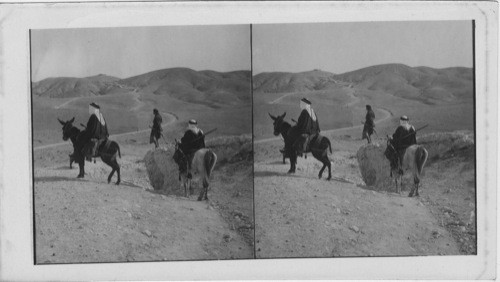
[269,112,287,136]
[58,117,76,141]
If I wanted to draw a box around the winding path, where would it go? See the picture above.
[33,111,178,151]
[254,107,392,144]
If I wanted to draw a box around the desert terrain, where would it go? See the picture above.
[253,64,476,258]
[32,68,254,263]
[32,63,477,262]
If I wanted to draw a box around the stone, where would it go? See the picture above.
[349,225,360,233]
[356,143,393,190]
[144,148,185,196]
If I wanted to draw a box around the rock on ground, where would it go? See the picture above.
[356,142,393,190]
[144,148,183,195]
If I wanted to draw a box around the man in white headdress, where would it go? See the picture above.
[179,119,206,176]
[389,115,417,170]
[295,98,320,155]
[82,102,109,160]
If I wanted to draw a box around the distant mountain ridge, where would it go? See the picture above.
[253,70,341,94]
[32,68,252,106]
[32,74,120,98]
[255,64,473,104]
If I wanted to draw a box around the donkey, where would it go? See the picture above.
[58,117,122,185]
[385,139,428,197]
[269,112,332,180]
[172,140,217,201]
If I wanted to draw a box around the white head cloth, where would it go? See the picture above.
[300,100,317,121]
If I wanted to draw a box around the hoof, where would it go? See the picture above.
[287,170,295,174]
[327,177,332,181]
[77,174,84,178]
[115,181,120,185]
[197,197,202,201]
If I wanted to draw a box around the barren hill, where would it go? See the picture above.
[32,74,120,98]
[253,70,341,93]
[333,64,473,104]
[118,68,251,107]
[33,68,251,108]
[254,64,473,105]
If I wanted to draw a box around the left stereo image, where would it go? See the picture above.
[31,25,254,263]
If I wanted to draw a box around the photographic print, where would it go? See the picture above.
[31,25,254,263]
[0,1,496,280]
[253,21,476,258]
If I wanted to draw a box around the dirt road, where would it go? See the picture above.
[253,126,474,258]
[33,131,254,263]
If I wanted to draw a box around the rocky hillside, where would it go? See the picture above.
[32,74,120,98]
[333,64,473,104]
[120,68,251,106]
[253,70,342,93]
[32,68,252,107]
[253,64,473,105]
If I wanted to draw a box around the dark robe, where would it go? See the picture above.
[362,109,375,137]
[180,129,205,155]
[287,109,320,153]
[81,114,108,145]
[392,125,417,150]
[296,109,320,135]
[150,113,163,142]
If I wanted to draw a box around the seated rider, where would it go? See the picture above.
[390,115,417,172]
[179,119,206,176]
[82,102,109,160]
[295,98,320,156]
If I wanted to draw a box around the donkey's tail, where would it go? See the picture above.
[204,150,217,178]
[416,146,428,175]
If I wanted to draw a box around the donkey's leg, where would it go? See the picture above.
[318,164,325,179]
[326,158,332,180]
[288,151,297,174]
[101,158,115,184]
[184,179,189,198]
[198,178,208,201]
[408,177,415,197]
[114,160,121,185]
[188,178,193,196]
[77,159,85,178]
[414,175,420,197]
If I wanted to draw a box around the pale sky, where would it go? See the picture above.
[253,21,473,74]
[32,21,473,81]
[31,25,251,81]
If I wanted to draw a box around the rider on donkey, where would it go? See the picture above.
[81,102,109,161]
[389,115,417,174]
[179,119,206,178]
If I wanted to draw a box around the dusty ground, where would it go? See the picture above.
[253,125,476,258]
[33,130,254,263]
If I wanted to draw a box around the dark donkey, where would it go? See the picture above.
[58,117,122,184]
[269,112,332,180]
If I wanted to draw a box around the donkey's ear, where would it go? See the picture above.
[58,118,65,125]
[268,113,276,120]
[282,112,286,118]
[70,117,75,123]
